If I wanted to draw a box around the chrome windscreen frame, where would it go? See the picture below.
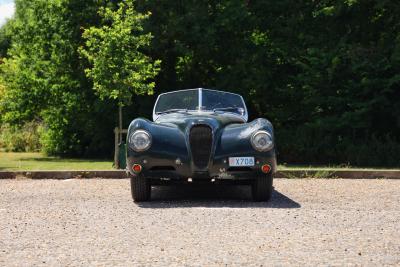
[152,88,248,122]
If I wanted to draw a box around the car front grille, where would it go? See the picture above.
[189,125,212,169]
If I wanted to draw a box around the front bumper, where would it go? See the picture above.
[127,152,277,181]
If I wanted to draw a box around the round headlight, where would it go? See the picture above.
[251,131,273,152]
[129,130,152,152]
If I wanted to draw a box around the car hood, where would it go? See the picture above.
[154,112,245,132]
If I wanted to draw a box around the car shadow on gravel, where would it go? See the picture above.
[138,184,300,209]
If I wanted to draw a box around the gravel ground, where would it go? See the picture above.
[0,179,399,266]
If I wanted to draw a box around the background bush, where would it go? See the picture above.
[0,0,399,167]
[0,121,42,152]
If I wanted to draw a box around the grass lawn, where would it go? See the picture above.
[278,165,400,171]
[0,152,398,172]
[0,152,114,171]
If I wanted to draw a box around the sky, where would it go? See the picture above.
[0,0,15,26]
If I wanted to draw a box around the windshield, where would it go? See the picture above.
[154,89,198,113]
[153,88,247,120]
[201,89,245,113]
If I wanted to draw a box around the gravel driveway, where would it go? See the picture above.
[0,179,399,266]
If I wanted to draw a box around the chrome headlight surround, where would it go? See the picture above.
[129,130,152,152]
[251,130,273,152]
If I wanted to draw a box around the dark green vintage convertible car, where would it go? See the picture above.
[126,88,277,202]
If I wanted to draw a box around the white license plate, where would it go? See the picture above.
[229,157,255,167]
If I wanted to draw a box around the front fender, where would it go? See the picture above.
[127,118,189,161]
[215,118,275,157]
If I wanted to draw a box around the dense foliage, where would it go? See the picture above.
[0,0,119,156]
[0,0,399,166]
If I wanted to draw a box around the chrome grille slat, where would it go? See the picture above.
[189,125,212,169]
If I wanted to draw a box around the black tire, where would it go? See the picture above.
[252,174,273,202]
[130,176,151,202]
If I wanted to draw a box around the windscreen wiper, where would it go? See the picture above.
[156,108,188,115]
[213,107,240,112]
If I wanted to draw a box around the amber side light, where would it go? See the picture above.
[261,164,271,174]
[132,164,142,173]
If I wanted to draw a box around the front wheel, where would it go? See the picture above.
[130,176,151,202]
[252,174,273,202]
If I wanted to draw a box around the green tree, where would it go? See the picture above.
[0,0,114,155]
[80,0,160,140]
[1,0,400,166]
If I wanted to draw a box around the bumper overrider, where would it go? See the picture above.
[126,118,277,181]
